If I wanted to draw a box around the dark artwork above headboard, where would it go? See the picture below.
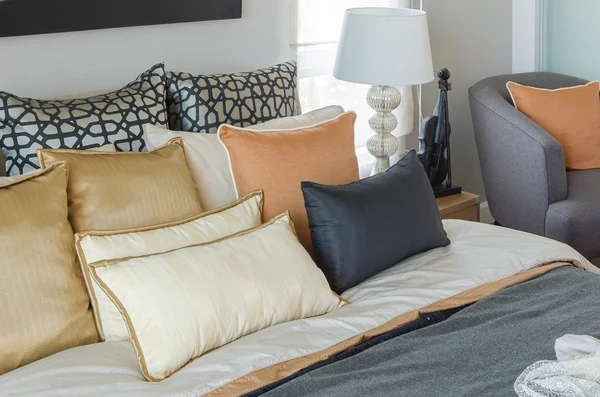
[0,0,242,38]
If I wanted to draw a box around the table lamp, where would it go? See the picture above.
[334,7,434,175]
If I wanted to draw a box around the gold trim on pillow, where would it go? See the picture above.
[76,189,263,240]
[88,211,343,381]
[90,266,156,379]
[75,190,264,340]
[90,210,291,269]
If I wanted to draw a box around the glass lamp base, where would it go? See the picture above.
[366,85,400,175]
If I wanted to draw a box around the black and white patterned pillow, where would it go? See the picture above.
[166,61,298,133]
[0,63,168,176]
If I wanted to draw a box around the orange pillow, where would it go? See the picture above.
[218,112,359,252]
[507,81,600,170]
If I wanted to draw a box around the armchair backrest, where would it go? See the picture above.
[473,72,589,106]
[469,72,588,235]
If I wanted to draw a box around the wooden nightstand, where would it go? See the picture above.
[436,192,480,222]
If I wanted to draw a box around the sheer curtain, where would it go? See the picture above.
[290,0,412,161]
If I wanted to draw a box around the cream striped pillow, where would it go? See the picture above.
[75,191,263,341]
[90,212,343,381]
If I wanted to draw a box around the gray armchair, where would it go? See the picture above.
[469,72,600,259]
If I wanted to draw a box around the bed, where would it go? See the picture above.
[1,219,597,397]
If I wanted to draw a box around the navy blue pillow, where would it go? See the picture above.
[301,151,449,294]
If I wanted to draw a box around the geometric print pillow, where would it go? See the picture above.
[166,61,298,133]
[0,63,168,176]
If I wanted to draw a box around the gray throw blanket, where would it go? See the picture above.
[260,267,600,397]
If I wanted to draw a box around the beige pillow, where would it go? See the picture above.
[37,138,202,233]
[90,212,343,381]
[0,144,116,184]
[76,191,264,341]
[0,163,98,375]
[144,106,345,211]
[219,111,360,253]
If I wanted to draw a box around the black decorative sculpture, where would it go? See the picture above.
[418,68,461,198]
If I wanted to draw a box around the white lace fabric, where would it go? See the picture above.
[515,335,600,397]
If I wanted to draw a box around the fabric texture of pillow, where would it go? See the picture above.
[0,144,116,185]
[75,190,264,342]
[166,61,298,132]
[301,151,450,293]
[90,212,343,382]
[506,81,600,170]
[37,137,201,233]
[0,150,5,176]
[0,63,168,176]
[0,162,98,375]
[218,111,359,253]
[143,105,345,210]
[243,105,344,131]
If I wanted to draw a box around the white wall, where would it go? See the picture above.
[411,0,512,214]
[0,0,291,98]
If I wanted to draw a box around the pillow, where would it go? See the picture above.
[243,105,345,131]
[89,212,343,381]
[301,151,450,293]
[0,144,116,185]
[75,190,264,341]
[218,111,359,252]
[37,137,201,233]
[0,63,168,176]
[506,81,600,170]
[0,150,5,176]
[166,61,298,132]
[144,105,345,210]
[0,162,98,375]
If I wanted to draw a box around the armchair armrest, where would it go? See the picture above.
[469,84,567,236]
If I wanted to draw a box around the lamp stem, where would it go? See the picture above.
[366,85,400,175]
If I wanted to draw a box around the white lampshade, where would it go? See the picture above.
[334,7,434,86]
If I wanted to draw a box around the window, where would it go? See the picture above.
[291,0,410,149]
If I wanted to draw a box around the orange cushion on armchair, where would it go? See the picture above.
[507,81,600,170]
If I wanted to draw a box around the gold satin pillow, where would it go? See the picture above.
[507,81,600,170]
[218,112,360,252]
[37,138,202,233]
[0,163,98,375]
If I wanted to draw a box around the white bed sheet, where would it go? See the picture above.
[1,220,595,397]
